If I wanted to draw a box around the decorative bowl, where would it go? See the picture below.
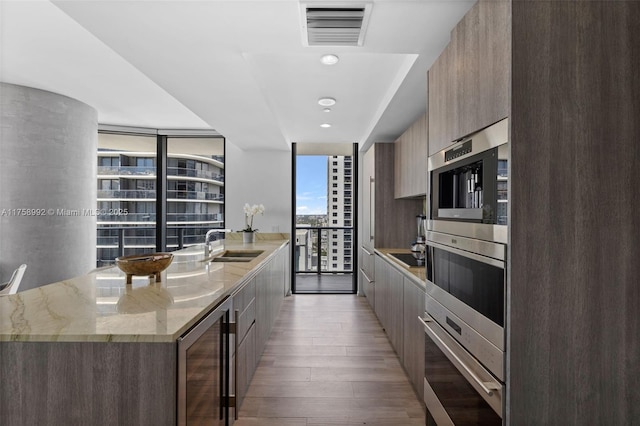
[115,253,174,284]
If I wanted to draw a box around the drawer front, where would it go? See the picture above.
[361,245,375,280]
[235,278,256,314]
[237,298,256,343]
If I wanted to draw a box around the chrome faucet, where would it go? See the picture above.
[203,229,230,258]
[205,229,220,245]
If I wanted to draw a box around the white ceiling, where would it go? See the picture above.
[0,0,474,152]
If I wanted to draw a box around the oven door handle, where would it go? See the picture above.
[426,239,505,268]
[419,316,501,397]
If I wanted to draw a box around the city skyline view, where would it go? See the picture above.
[296,155,327,215]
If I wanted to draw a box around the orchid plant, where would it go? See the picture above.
[243,203,265,232]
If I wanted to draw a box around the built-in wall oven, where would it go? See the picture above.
[428,118,508,244]
[420,231,506,424]
[422,119,509,425]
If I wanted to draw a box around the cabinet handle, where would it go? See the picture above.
[361,246,373,256]
[233,308,239,420]
[359,268,374,283]
[369,177,375,240]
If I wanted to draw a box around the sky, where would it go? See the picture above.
[296,156,327,215]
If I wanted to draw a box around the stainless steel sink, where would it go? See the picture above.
[209,250,264,262]
[211,257,253,263]
[220,250,263,258]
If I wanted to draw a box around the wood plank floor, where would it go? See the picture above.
[236,294,425,426]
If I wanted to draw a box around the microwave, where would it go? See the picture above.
[428,118,509,244]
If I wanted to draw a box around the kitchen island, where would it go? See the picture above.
[0,236,290,425]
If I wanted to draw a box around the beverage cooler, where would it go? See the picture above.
[177,297,233,425]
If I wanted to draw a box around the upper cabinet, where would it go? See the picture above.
[428,0,510,155]
[362,143,423,250]
[428,45,455,155]
[394,112,428,199]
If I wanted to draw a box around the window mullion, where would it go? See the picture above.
[156,135,167,252]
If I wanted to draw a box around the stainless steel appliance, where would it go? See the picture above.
[428,118,508,244]
[421,314,503,425]
[420,230,506,424]
[411,214,427,249]
[178,297,233,426]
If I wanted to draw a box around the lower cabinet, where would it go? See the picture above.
[373,253,425,401]
[374,255,405,361]
[361,268,375,310]
[360,246,375,309]
[235,322,256,413]
[234,242,289,417]
[232,276,257,415]
[403,277,426,402]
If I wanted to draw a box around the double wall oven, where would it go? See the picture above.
[421,118,508,425]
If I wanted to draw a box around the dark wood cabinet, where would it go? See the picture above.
[394,112,428,198]
[362,143,424,249]
[372,254,426,402]
[235,243,288,416]
[508,2,640,424]
[428,44,455,155]
[374,255,404,360]
[477,0,510,137]
[403,277,425,402]
[235,322,255,414]
[428,0,510,155]
[452,2,479,141]
[232,276,256,414]
[255,245,287,364]
[361,143,423,310]
[0,341,177,426]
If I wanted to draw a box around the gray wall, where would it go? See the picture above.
[0,83,97,290]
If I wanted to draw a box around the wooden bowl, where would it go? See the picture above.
[115,253,174,284]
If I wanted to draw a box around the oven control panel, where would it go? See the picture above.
[444,140,473,162]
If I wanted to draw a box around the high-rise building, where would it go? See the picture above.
[326,155,353,272]
[96,133,224,265]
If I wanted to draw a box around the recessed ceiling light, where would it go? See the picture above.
[320,123,332,128]
[323,108,331,113]
[320,54,339,65]
[318,97,336,107]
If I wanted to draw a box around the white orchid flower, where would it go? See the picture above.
[243,203,265,232]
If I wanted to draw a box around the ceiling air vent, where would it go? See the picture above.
[302,4,371,46]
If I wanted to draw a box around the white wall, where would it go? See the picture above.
[225,142,292,236]
[0,83,97,289]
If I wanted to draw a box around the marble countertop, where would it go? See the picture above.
[375,248,427,289]
[0,237,289,343]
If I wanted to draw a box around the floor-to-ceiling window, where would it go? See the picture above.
[96,130,224,266]
[293,143,357,294]
[166,137,225,249]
